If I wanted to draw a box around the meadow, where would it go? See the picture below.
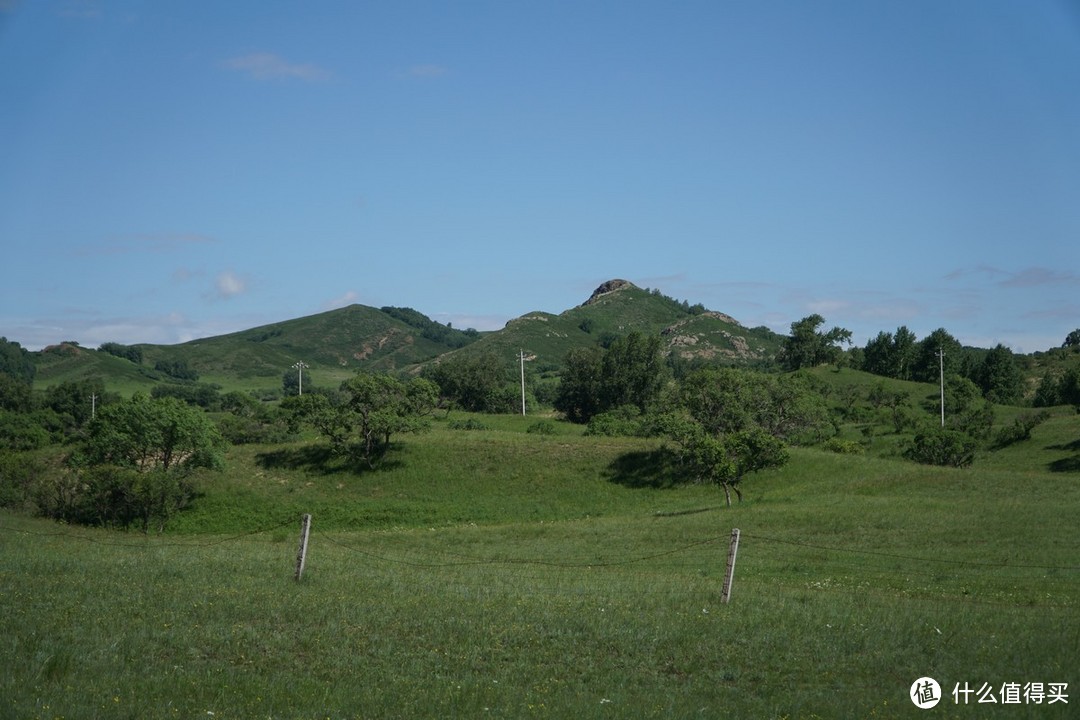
[1,411,1078,719]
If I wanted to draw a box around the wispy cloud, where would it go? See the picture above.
[224,52,330,82]
[999,267,1080,288]
[212,271,247,300]
[946,265,1079,288]
[321,291,359,310]
[76,233,216,256]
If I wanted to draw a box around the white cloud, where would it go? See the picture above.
[321,291,360,310]
[224,52,330,82]
[213,271,247,300]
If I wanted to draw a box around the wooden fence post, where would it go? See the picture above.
[294,513,312,581]
[721,528,740,603]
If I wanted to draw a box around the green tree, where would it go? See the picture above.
[71,394,225,531]
[98,342,143,364]
[0,337,35,385]
[910,329,963,383]
[862,326,917,379]
[554,332,665,423]
[778,315,852,371]
[1064,329,1080,349]
[287,373,438,466]
[85,394,225,472]
[0,373,33,413]
[658,367,828,507]
[662,415,788,507]
[553,346,604,423]
[975,344,1023,404]
[424,351,515,413]
[598,331,665,414]
[154,358,199,382]
[44,378,114,435]
[679,368,830,443]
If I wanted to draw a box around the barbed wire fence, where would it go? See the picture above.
[2,514,1078,610]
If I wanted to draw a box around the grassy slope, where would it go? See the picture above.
[2,412,1078,719]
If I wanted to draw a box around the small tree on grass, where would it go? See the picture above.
[286,372,438,467]
[662,416,787,506]
[659,367,814,506]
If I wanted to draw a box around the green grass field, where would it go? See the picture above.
[2,412,1078,719]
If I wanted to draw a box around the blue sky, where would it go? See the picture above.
[2,0,1078,353]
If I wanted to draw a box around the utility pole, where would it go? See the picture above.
[519,349,526,416]
[292,361,309,396]
[937,347,945,427]
[90,393,97,419]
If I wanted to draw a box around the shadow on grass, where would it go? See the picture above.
[1047,439,1080,452]
[604,447,685,489]
[1048,455,1080,473]
[255,444,402,476]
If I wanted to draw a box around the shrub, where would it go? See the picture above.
[526,421,556,435]
[821,438,864,455]
[904,426,977,468]
[993,410,1051,449]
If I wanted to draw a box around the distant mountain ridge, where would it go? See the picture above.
[31,280,784,392]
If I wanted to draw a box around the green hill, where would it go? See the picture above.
[423,279,783,374]
[33,305,483,395]
[30,279,784,394]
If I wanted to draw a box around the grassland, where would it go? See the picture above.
[2,407,1078,719]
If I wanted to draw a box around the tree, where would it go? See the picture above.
[98,342,143,364]
[679,368,831,443]
[598,331,665,414]
[862,326,917,379]
[778,315,852,371]
[661,415,788,507]
[154,358,198,382]
[554,332,665,423]
[74,394,226,531]
[287,372,438,467]
[1064,329,1080,349]
[0,337,35,385]
[975,344,1023,404]
[85,394,225,473]
[910,329,963,383]
[424,351,514,413]
[44,378,115,435]
[553,346,603,423]
[658,367,827,507]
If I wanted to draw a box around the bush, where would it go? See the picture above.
[0,451,47,510]
[904,426,978,468]
[993,410,1051,449]
[821,438,864,455]
[585,405,645,437]
[217,413,296,445]
[526,421,556,436]
[33,464,197,532]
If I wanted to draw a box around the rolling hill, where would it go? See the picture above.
[30,279,784,393]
